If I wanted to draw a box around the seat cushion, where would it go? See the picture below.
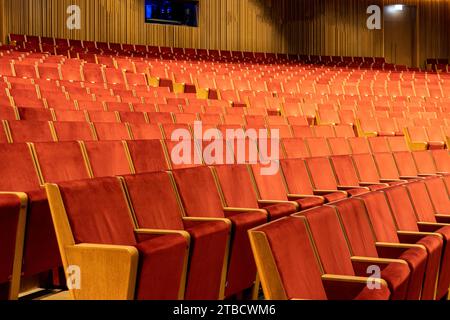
[225,211,267,297]
[379,261,410,300]
[264,202,298,220]
[183,220,230,300]
[135,234,188,300]
[417,235,445,300]
[354,285,391,300]
[428,141,445,150]
[435,226,450,300]
[397,247,428,300]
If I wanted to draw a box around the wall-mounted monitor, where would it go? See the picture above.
[145,0,199,27]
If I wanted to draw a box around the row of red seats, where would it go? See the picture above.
[1,134,448,298]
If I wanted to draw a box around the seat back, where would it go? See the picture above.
[330,155,360,186]
[423,177,450,215]
[7,120,54,143]
[249,217,327,300]
[125,140,170,173]
[382,186,420,231]
[249,164,288,201]
[305,157,338,190]
[82,141,131,177]
[52,121,95,142]
[280,158,315,196]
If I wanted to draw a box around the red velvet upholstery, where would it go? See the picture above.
[83,141,132,177]
[393,152,419,178]
[413,151,438,175]
[0,143,61,277]
[431,150,450,173]
[126,140,169,173]
[52,121,95,141]
[305,137,331,157]
[424,177,450,215]
[328,137,352,155]
[164,139,202,170]
[172,166,266,297]
[352,154,382,183]
[384,186,450,299]
[0,195,22,284]
[33,141,90,183]
[372,153,402,181]
[17,107,53,121]
[128,123,162,140]
[93,122,131,141]
[282,138,310,159]
[405,181,439,222]
[86,110,118,123]
[330,198,424,300]
[57,177,187,300]
[348,137,371,154]
[368,137,390,153]
[387,136,409,152]
[122,172,230,300]
[301,205,411,300]
[7,120,54,143]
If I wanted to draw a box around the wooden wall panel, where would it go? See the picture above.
[1,0,450,63]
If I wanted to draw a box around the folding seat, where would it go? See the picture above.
[249,216,391,300]
[358,192,448,300]
[412,151,441,176]
[171,166,267,297]
[85,110,118,123]
[96,56,116,68]
[299,206,413,300]
[291,125,314,138]
[13,63,38,79]
[368,137,390,153]
[405,126,444,151]
[339,193,434,300]
[330,155,388,191]
[422,177,450,215]
[157,104,181,114]
[348,137,371,154]
[105,102,132,112]
[125,73,148,88]
[317,107,340,125]
[163,139,202,170]
[313,125,335,138]
[173,113,197,125]
[44,95,76,110]
[305,156,369,197]
[37,65,61,81]
[332,124,354,138]
[431,150,450,174]
[124,140,169,174]
[0,143,61,280]
[387,136,409,152]
[82,64,105,83]
[31,141,90,183]
[268,125,292,139]
[126,123,161,140]
[383,185,450,300]
[16,107,53,121]
[77,100,105,111]
[0,192,27,300]
[0,107,18,122]
[286,115,309,126]
[45,177,188,300]
[198,113,221,126]
[377,118,400,136]
[372,152,408,182]
[246,108,267,117]
[121,172,230,299]
[249,163,324,216]
[51,121,95,142]
[81,140,131,177]
[118,111,147,124]
[6,120,54,143]
[147,112,174,125]
[425,127,446,149]
[92,122,131,141]
[327,137,351,156]
[280,138,309,159]
[10,94,45,109]
[356,117,379,137]
[305,137,332,157]
[160,123,191,140]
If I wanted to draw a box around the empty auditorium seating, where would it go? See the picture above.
[249,216,391,300]
[45,178,189,299]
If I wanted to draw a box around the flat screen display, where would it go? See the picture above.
[145,0,199,27]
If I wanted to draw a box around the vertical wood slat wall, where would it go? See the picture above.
[1,0,449,61]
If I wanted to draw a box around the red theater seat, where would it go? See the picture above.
[92,122,131,141]
[51,121,95,141]
[249,216,391,300]
[81,140,132,177]
[121,172,230,300]
[6,120,54,143]
[45,177,188,300]
[298,206,412,300]
[171,166,267,297]
[125,140,170,173]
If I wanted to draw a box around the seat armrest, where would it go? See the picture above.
[417,221,450,233]
[379,178,408,183]
[313,189,348,196]
[351,256,407,276]
[321,274,388,300]
[397,230,443,244]
[257,199,299,211]
[337,185,370,191]
[287,194,325,201]
[65,243,139,300]
[375,242,426,260]
[434,215,450,224]
[223,207,268,218]
[359,182,389,187]
[135,229,191,245]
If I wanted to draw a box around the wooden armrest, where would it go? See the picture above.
[287,194,325,201]
[351,256,407,266]
[379,179,407,183]
[321,274,388,300]
[223,207,268,217]
[257,199,299,210]
[182,216,231,226]
[434,215,450,224]
[399,176,422,180]
[417,221,450,233]
[359,182,389,187]
[397,230,443,244]
[337,185,370,191]
[313,189,348,196]
[65,243,139,300]
[135,229,190,241]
